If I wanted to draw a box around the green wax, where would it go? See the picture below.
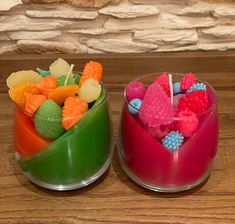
[19,93,111,185]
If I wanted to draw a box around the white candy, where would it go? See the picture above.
[79,79,101,103]
[49,58,71,78]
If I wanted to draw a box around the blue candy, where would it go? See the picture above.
[128,98,142,115]
[173,82,181,94]
[187,83,206,93]
[162,131,184,151]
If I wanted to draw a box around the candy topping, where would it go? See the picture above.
[128,98,142,115]
[162,131,184,151]
[176,110,198,137]
[154,73,170,96]
[177,90,208,114]
[187,83,206,93]
[181,73,196,92]
[139,82,174,127]
[125,81,146,101]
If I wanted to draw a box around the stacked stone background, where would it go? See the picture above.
[0,0,235,54]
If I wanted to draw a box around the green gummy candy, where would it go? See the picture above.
[34,99,64,139]
[56,75,76,86]
[73,74,80,85]
[36,68,50,77]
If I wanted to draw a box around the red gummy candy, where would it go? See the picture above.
[145,124,171,140]
[154,73,170,97]
[139,82,174,127]
[176,110,198,137]
[125,81,146,101]
[177,90,208,114]
[181,73,196,92]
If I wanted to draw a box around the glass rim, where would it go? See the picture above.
[15,82,107,120]
[123,73,217,119]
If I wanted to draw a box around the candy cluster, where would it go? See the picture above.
[126,73,209,151]
[7,58,103,140]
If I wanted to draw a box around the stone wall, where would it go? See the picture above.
[0,0,235,54]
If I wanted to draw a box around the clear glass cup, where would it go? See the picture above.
[13,85,113,191]
[118,74,218,192]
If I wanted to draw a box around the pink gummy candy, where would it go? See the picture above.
[125,81,146,101]
[176,110,198,137]
[139,83,174,127]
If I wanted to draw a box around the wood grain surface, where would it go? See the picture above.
[0,52,235,224]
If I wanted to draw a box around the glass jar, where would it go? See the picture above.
[13,86,113,191]
[118,74,218,192]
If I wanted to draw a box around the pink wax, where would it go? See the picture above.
[120,86,218,187]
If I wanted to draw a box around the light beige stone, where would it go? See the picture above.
[0,44,18,54]
[0,0,22,11]
[130,0,197,5]
[104,13,215,30]
[67,28,116,35]
[156,42,235,52]
[200,25,235,38]
[85,38,158,53]
[134,29,198,46]
[99,3,159,18]
[0,34,10,41]
[87,48,105,54]
[22,0,120,8]
[0,15,72,32]
[26,6,98,19]
[17,40,79,53]
[178,3,214,15]
[214,6,235,17]
[8,31,62,40]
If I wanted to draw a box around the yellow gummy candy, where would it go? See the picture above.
[6,70,41,88]
[9,83,39,107]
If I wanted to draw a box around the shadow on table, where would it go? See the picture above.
[111,143,209,198]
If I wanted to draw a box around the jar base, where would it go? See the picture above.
[22,156,112,191]
[118,149,212,193]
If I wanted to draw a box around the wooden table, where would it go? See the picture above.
[0,52,235,224]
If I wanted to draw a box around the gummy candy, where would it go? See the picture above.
[162,131,184,151]
[176,110,198,137]
[56,75,76,87]
[34,99,64,139]
[62,96,88,130]
[181,73,196,92]
[79,61,102,86]
[9,83,39,107]
[155,73,170,97]
[79,79,101,103]
[177,90,208,114]
[48,85,79,105]
[34,76,57,97]
[173,82,181,95]
[7,70,41,88]
[128,98,142,115]
[36,68,50,77]
[24,93,47,115]
[49,58,71,78]
[139,83,174,127]
[145,124,170,140]
[125,81,146,101]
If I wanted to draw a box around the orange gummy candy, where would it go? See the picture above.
[48,85,79,105]
[24,92,47,115]
[62,96,88,130]
[9,83,39,107]
[79,61,102,86]
[34,76,57,97]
